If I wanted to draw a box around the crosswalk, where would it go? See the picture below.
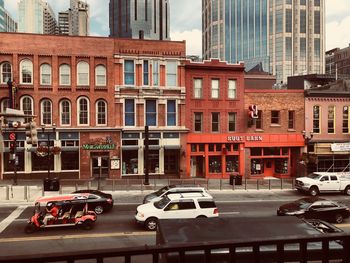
[0,206,27,233]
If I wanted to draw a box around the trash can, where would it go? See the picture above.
[43,178,60,191]
[229,174,243,185]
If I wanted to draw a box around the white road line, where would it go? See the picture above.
[0,206,27,233]
[220,212,240,215]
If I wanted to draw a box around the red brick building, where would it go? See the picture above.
[0,32,187,180]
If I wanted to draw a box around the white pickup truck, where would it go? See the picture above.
[295,172,350,196]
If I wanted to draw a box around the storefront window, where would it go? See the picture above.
[4,152,25,172]
[199,144,205,151]
[251,159,264,175]
[209,156,222,173]
[61,152,79,170]
[209,144,215,152]
[191,144,197,152]
[263,147,280,155]
[251,148,262,156]
[275,159,288,174]
[147,150,159,173]
[32,152,54,171]
[226,156,238,172]
[282,148,289,155]
[122,150,138,174]
[216,144,222,151]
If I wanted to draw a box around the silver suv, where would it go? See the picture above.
[143,185,208,203]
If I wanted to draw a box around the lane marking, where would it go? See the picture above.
[0,231,155,243]
[0,206,27,233]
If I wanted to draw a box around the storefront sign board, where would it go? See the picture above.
[82,144,116,150]
[331,143,350,152]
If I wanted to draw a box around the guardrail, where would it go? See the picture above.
[1,232,349,263]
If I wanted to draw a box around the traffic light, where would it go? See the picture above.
[9,132,16,154]
[24,121,38,147]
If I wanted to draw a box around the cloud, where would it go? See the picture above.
[171,29,202,56]
[170,0,201,31]
[326,16,350,50]
[325,0,350,23]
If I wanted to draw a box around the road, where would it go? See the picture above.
[0,191,350,259]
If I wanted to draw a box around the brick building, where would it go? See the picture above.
[0,32,186,180]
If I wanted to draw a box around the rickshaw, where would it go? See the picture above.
[24,194,97,234]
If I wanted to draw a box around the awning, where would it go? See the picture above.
[121,145,139,151]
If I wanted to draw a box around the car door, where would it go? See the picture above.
[306,202,323,220]
[162,199,197,219]
[328,175,340,191]
[318,176,331,191]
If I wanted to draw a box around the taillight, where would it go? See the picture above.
[213,208,218,214]
[107,198,113,204]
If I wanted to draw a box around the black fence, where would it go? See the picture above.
[2,233,349,263]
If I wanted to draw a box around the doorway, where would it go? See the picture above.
[91,155,109,178]
[264,159,274,177]
[190,156,204,178]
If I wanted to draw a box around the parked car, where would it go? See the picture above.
[71,190,114,214]
[136,192,218,231]
[277,197,350,223]
[25,195,97,234]
[142,185,208,203]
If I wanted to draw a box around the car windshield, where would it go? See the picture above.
[295,198,314,209]
[307,173,322,180]
[154,186,171,197]
[154,196,171,209]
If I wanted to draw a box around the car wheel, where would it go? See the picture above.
[309,186,319,196]
[345,186,350,196]
[81,220,94,230]
[145,218,158,231]
[94,206,104,215]
[335,214,344,224]
[196,215,207,218]
[24,223,37,234]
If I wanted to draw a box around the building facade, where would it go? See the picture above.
[18,0,57,35]
[325,45,350,79]
[0,0,17,32]
[0,32,186,180]
[109,0,170,40]
[202,0,325,84]
[58,0,89,36]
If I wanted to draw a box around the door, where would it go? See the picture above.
[328,175,341,191]
[190,157,197,177]
[318,176,331,191]
[91,156,109,178]
[264,160,274,176]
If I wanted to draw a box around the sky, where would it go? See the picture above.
[4,0,350,56]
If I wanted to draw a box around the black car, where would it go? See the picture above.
[72,190,114,214]
[277,197,350,223]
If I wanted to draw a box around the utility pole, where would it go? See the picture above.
[144,126,150,185]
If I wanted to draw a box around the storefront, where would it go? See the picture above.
[186,133,304,179]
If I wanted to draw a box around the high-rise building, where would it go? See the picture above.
[58,0,89,36]
[202,0,325,83]
[109,0,170,40]
[0,0,17,32]
[18,0,57,35]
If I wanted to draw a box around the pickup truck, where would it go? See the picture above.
[295,172,350,196]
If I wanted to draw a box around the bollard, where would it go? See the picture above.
[59,184,62,195]
[245,177,247,190]
[141,180,143,192]
[5,186,9,200]
[219,178,222,190]
[11,186,13,198]
[24,186,28,201]
[257,179,259,190]
[88,181,91,190]
[269,179,271,190]
[42,185,45,196]
[75,183,78,192]
[280,179,283,190]
[207,179,209,190]
[127,178,130,191]
[232,178,235,190]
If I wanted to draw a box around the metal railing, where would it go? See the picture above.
[1,232,349,263]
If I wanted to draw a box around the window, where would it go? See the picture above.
[212,112,220,132]
[40,64,51,85]
[20,59,33,84]
[314,0,320,6]
[271,111,280,124]
[300,0,306,5]
[124,60,135,85]
[209,156,221,173]
[41,99,52,125]
[77,61,89,86]
[285,9,292,33]
[343,106,349,133]
[167,100,176,126]
[59,64,71,85]
[143,60,149,86]
[0,62,12,84]
[314,11,320,34]
[256,110,263,129]
[166,61,177,86]
[125,99,135,126]
[194,112,203,132]
[194,78,203,98]
[300,10,306,33]
[288,111,295,129]
[211,79,219,99]
[96,100,107,125]
[146,100,157,126]
[20,96,33,123]
[95,65,106,86]
[228,113,236,132]
[1,98,10,113]
[313,105,320,133]
[152,60,159,86]
[328,105,335,134]
[60,100,71,126]
[228,80,237,99]
[77,97,89,125]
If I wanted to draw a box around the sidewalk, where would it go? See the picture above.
[0,177,297,205]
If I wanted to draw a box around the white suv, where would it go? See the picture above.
[135,192,219,231]
[142,185,208,203]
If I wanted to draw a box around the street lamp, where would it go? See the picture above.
[42,124,56,180]
[302,130,314,175]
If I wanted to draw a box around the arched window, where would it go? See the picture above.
[20,96,34,123]
[95,65,106,86]
[96,100,107,125]
[1,98,10,112]
[0,62,12,84]
[59,64,71,85]
[40,64,52,85]
[20,59,33,84]
[41,99,52,125]
[77,61,89,86]
[60,99,71,126]
[77,97,89,125]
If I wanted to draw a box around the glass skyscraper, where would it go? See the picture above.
[0,0,17,32]
[203,0,325,83]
